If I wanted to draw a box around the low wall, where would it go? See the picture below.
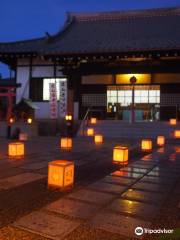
[0,121,38,137]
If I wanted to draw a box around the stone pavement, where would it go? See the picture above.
[0,137,180,239]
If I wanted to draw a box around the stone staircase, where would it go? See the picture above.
[78,120,180,139]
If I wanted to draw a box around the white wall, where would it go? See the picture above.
[16,58,70,119]
[16,66,30,103]
[34,102,68,119]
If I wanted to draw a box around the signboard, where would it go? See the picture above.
[49,83,58,119]
[59,81,67,117]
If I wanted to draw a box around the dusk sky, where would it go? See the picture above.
[1,0,180,77]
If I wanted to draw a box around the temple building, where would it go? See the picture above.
[0,7,180,121]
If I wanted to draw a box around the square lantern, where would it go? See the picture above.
[113,146,128,165]
[8,142,25,158]
[19,133,28,141]
[170,119,177,125]
[174,130,180,138]
[157,136,165,146]
[87,128,94,136]
[48,160,74,189]
[141,139,152,152]
[90,118,97,124]
[94,135,103,145]
[60,138,72,150]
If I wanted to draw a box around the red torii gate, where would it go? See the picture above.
[0,84,20,138]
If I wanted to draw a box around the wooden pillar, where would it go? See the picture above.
[6,88,14,139]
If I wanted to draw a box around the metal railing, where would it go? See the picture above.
[77,107,91,136]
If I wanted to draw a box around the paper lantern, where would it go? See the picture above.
[174,130,180,138]
[87,128,94,136]
[157,136,165,146]
[141,139,152,151]
[48,160,74,189]
[8,142,24,158]
[65,115,72,121]
[94,135,103,145]
[9,117,14,124]
[170,119,177,125]
[60,138,72,150]
[90,118,97,124]
[113,146,128,165]
[19,133,28,141]
[27,118,32,124]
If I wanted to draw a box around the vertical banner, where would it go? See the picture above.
[49,83,58,119]
[59,80,67,117]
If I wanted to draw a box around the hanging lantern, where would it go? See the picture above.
[48,160,74,189]
[60,138,72,150]
[90,118,97,124]
[113,146,128,165]
[27,118,32,124]
[157,136,165,146]
[174,130,180,138]
[87,128,94,136]
[65,115,72,121]
[170,119,177,125]
[94,135,103,145]
[9,117,14,124]
[141,139,152,151]
[8,142,25,158]
[19,133,28,141]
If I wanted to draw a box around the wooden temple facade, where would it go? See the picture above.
[1,7,180,121]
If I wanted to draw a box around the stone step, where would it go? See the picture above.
[78,120,179,138]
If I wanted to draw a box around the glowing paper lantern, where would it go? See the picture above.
[141,139,152,151]
[9,117,14,124]
[48,160,74,189]
[94,135,103,145]
[170,119,177,125]
[113,146,128,165]
[27,118,32,124]
[87,128,94,136]
[60,138,72,150]
[90,118,97,124]
[157,136,165,146]
[19,133,28,141]
[65,115,72,121]
[8,142,24,158]
[174,130,180,138]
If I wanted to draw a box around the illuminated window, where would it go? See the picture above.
[107,86,160,106]
[43,78,67,101]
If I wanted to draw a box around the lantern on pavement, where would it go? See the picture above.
[170,119,177,125]
[94,135,103,145]
[113,146,128,165]
[174,130,180,138]
[90,118,97,124]
[157,136,165,146]
[48,160,74,189]
[8,142,25,158]
[87,128,94,136]
[19,133,28,141]
[60,138,72,150]
[141,139,152,152]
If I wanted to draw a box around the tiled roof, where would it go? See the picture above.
[1,7,180,55]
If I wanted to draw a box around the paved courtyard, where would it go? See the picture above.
[0,136,180,239]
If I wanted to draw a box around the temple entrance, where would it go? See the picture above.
[107,85,160,121]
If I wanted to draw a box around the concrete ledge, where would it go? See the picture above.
[0,121,38,137]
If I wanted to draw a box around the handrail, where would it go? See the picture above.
[78,107,91,136]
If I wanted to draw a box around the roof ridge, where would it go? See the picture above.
[69,6,180,21]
